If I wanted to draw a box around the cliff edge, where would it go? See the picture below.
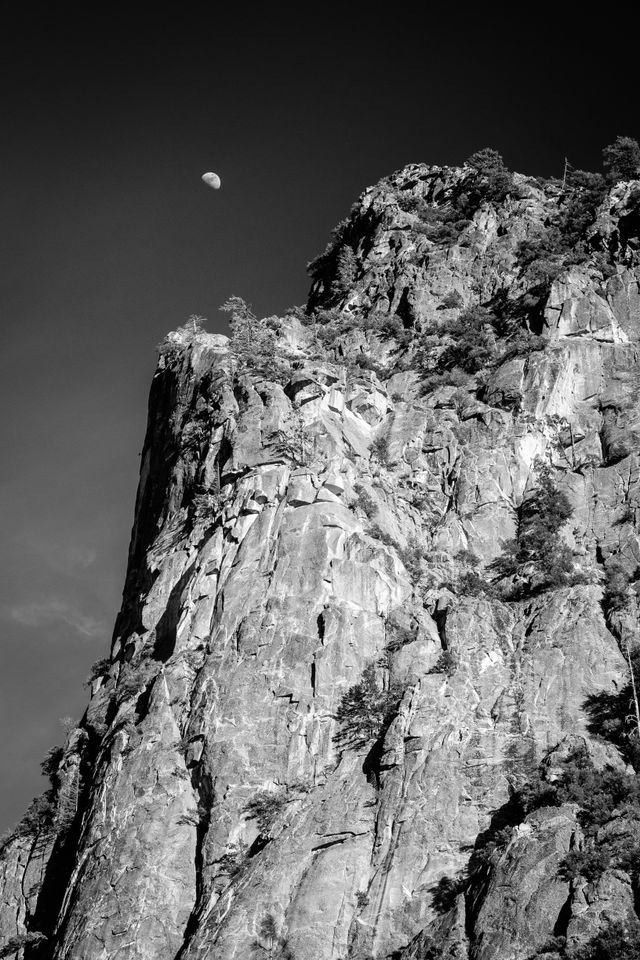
[3,154,640,960]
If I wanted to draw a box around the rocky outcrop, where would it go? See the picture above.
[2,162,640,959]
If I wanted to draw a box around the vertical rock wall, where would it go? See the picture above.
[2,163,640,960]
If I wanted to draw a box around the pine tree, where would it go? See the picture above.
[220,296,276,374]
[490,462,576,595]
[439,306,497,373]
[331,246,358,297]
[334,664,401,749]
[244,789,287,835]
[464,148,513,202]
[603,136,640,183]
[465,147,506,176]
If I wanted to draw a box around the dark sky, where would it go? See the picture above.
[0,3,636,830]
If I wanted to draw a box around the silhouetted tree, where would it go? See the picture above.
[465,148,505,176]
[603,136,640,184]
[465,148,513,202]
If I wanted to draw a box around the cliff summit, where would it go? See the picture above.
[3,144,640,960]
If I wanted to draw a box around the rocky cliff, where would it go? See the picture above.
[3,157,640,960]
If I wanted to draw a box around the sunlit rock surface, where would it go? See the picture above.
[2,162,640,959]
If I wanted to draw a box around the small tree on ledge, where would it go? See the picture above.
[490,461,578,598]
[333,663,403,750]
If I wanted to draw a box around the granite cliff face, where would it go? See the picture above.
[3,159,640,960]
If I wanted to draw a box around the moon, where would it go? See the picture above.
[202,172,221,190]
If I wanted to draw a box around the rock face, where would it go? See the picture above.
[3,162,640,960]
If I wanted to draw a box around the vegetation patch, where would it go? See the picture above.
[417,293,545,395]
[584,646,640,767]
[191,490,224,525]
[0,933,48,958]
[221,296,289,381]
[218,840,249,880]
[251,912,294,960]
[85,656,111,685]
[427,650,457,676]
[352,484,378,519]
[1,745,71,848]
[370,435,390,465]
[333,663,403,751]
[244,788,288,837]
[366,523,425,583]
[431,737,640,958]
[488,462,583,599]
[244,779,313,841]
[602,558,640,617]
[384,624,416,653]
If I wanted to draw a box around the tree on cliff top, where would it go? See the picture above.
[220,296,298,382]
[221,296,276,372]
[465,148,505,176]
[464,147,513,203]
[603,136,640,183]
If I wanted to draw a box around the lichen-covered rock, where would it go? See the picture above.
[3,161,640,960]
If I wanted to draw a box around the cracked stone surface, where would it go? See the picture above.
[2,162,640,959]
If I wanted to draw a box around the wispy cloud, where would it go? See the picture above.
[23,535,98,575]
[6,598,104,639]
[66,545,98,570]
